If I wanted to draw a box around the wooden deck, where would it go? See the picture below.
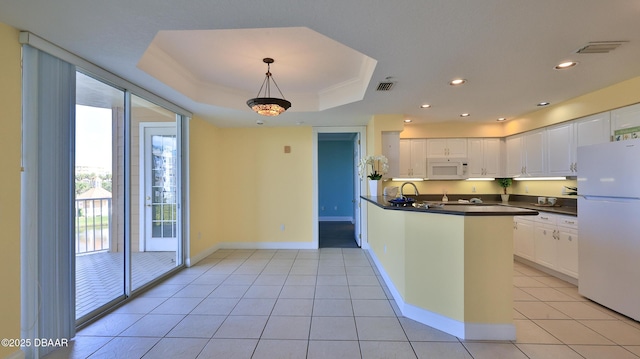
[76,251,177,319]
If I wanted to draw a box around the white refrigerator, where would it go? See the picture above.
[577,138,640,321]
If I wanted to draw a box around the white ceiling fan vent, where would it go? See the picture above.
[575,41,628,54]
[376,81,396,91]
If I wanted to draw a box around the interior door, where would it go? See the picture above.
[143,124,178,251]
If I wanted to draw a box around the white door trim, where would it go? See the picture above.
[312,126,367,248]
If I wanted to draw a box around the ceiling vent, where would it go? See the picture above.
[376,81,395,91]
[575,41,628,54]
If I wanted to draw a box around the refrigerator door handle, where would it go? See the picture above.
[581,195,640,202]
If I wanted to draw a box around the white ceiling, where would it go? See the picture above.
[2,0,640,128]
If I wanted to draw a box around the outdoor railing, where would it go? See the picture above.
[75,197,111,254]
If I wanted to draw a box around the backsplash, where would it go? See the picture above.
[383,178,579,199]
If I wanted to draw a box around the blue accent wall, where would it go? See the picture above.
[318,140,354,219]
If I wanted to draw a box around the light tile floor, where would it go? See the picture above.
[46,248,640,358]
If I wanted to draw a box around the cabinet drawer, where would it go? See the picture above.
[557,216,578,229]
[535,213,557,225]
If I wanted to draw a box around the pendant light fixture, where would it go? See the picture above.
[247,58,291,116]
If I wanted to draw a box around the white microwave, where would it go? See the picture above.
[427,158,468,179]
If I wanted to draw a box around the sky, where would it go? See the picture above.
[75,105,112,170]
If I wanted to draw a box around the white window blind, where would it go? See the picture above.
[21,45,76,359]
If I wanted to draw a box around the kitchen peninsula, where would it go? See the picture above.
[361,195,537,340]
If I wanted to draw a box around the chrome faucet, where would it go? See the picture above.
[400,182,419,198]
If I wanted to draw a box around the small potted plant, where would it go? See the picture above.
[497,178,512,202]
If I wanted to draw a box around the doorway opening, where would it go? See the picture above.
[317,131,361,248]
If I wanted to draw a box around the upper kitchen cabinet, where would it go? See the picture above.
[426,138,467,158]
[576,112,611,147]
[506,130,546,177]
[547,112,611,176]
[467,138,502,178]
[611,103,640,140]
[547,122,574,175]
[381,131,400,178]
[399,139,427,178]
[505,135,523,177]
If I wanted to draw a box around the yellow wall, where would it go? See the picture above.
[189,116,226,255]
[404,212,465,320]
[384,179,501,197]
[463,216,513,323]
[401,122,505,139]
[367,203,406,295]
[366,114,405,155]
[0,23,22,359]
[189,124,314,259]
[510,178,578,198]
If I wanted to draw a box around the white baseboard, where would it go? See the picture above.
[318,216,354,222]
[187,241,319,266]
[186,243,222,267]
[215,241,318,250]
[367,248,516,341]
[514,255,578,286]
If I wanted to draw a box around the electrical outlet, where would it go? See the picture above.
[334,206,338,211]
[384,245,387,253]
[472,186,476,193]
[280,224,285,231]
[525,185,529,193]
[321,206,325,211]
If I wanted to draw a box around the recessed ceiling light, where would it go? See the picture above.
[449,78,466,86]
[537,102,550,106]
[404,119,412,123]
[460,113,470,117]
[554,61,578,70]
[420,104,431,108]
[497,117,507,122]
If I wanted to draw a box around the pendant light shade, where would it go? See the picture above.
[247,58,291,116]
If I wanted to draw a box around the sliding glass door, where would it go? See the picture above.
[75,72,126,320]
[75,73,185,323]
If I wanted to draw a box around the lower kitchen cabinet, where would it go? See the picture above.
[514,212,578,279]
[556,218,579,278]
[534,223,557,269]
[513,216,534,261]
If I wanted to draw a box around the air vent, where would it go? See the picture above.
[376,82,395,91]
[576,41,628,54]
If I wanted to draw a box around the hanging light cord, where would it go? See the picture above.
[254,62,287,99]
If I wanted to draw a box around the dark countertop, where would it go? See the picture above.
[372,193,578,217]
[496,201,577,216]
[362,195,539,217]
